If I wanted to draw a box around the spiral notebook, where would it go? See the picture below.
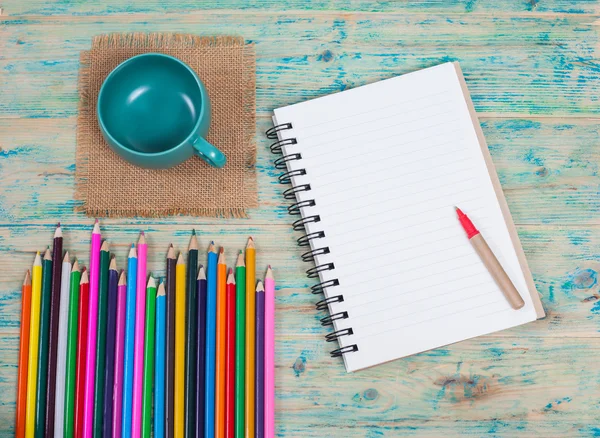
[267,62,545,372]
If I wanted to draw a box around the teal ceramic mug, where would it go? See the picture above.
[97,53,226,169]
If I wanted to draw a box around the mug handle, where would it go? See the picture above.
[192,137,227,168]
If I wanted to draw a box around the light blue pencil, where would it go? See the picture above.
[205,242,218,437]
[154,281,166,438]
[122,244,137,437]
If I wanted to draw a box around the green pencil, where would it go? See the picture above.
[35,248,53,437]
[141,276,157,438]
[93,241,110,436]
[234,251,246,438]
[64,260,81,438]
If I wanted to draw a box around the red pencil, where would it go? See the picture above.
[456,207,525,310]
[75,268,89,438]
[16,270,31,438]
[225,269,236,438]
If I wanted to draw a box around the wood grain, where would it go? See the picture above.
[1,1,599,436]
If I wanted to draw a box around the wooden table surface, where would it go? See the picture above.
[1,1,600,436]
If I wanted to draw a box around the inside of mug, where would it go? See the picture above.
[99,55,202,154]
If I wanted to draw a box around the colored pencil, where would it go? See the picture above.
[264,267,275,438]
[63,261,80,438]
[122,244,138,437]
[103,257,119,438]
[94,240,111,437]
[216,248,227,438]
[245,237,256,438]
[155,282,166,438]
[25,253,42,438]
[132,232,148,438]
[195,266,207,438]
[456,207,525,309]
[165,245,176,438]
[142,276,156,438]
[45,224,63,438]
[174,253,186,438]
[75,268,89,438]
[113,271,127,438]
[35,247,53,436]
[254,281,265,438]
[185,231,199,438]
[53,252,71,438]
[84,220,102,438]
[225,269,236,438]
[16,270,32,438]
[205,242,218,438]
[234,251,246,438]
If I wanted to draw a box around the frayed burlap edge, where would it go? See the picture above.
[75,33,257,218]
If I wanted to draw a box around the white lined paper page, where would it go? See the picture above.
[273,62,539,372]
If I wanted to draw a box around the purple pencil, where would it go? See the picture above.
[255,281,265,438]
[112,271,127,438]
[103,257,119,438]
[195,266,207,437]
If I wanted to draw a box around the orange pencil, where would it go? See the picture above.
[16,271,32,438]
[215,248,227,438]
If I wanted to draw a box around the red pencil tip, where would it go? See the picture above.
[228,268,233,274]
[82,267,87,272]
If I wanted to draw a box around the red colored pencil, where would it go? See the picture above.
[225,269,236,438]
[16,270,31,438]
[75,268,89,438]
[455,207,525,310]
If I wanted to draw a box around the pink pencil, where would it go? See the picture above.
[112,271,127,438]
[131,232,147,438]
[264,266,275,438]
[83,219,101,437]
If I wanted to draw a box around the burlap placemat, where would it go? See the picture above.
[76,33,257,217]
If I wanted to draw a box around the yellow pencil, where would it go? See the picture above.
[245,237,256,438]
[174,253,186,438]
[25,252,42,438]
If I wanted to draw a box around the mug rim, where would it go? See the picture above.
[97,52,207,158]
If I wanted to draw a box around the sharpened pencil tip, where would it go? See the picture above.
[118,270,126,285]
[192,229,196,235]
[197,265,206,280]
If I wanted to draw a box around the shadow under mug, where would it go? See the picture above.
[97,53,226,169]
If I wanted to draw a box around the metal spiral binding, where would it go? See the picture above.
[267,121,358,358]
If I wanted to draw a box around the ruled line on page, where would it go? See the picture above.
[295,90,451,132]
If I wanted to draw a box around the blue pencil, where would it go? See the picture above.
[154,281,166,438]
[205,243,218,437]
[122,244,137,438]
